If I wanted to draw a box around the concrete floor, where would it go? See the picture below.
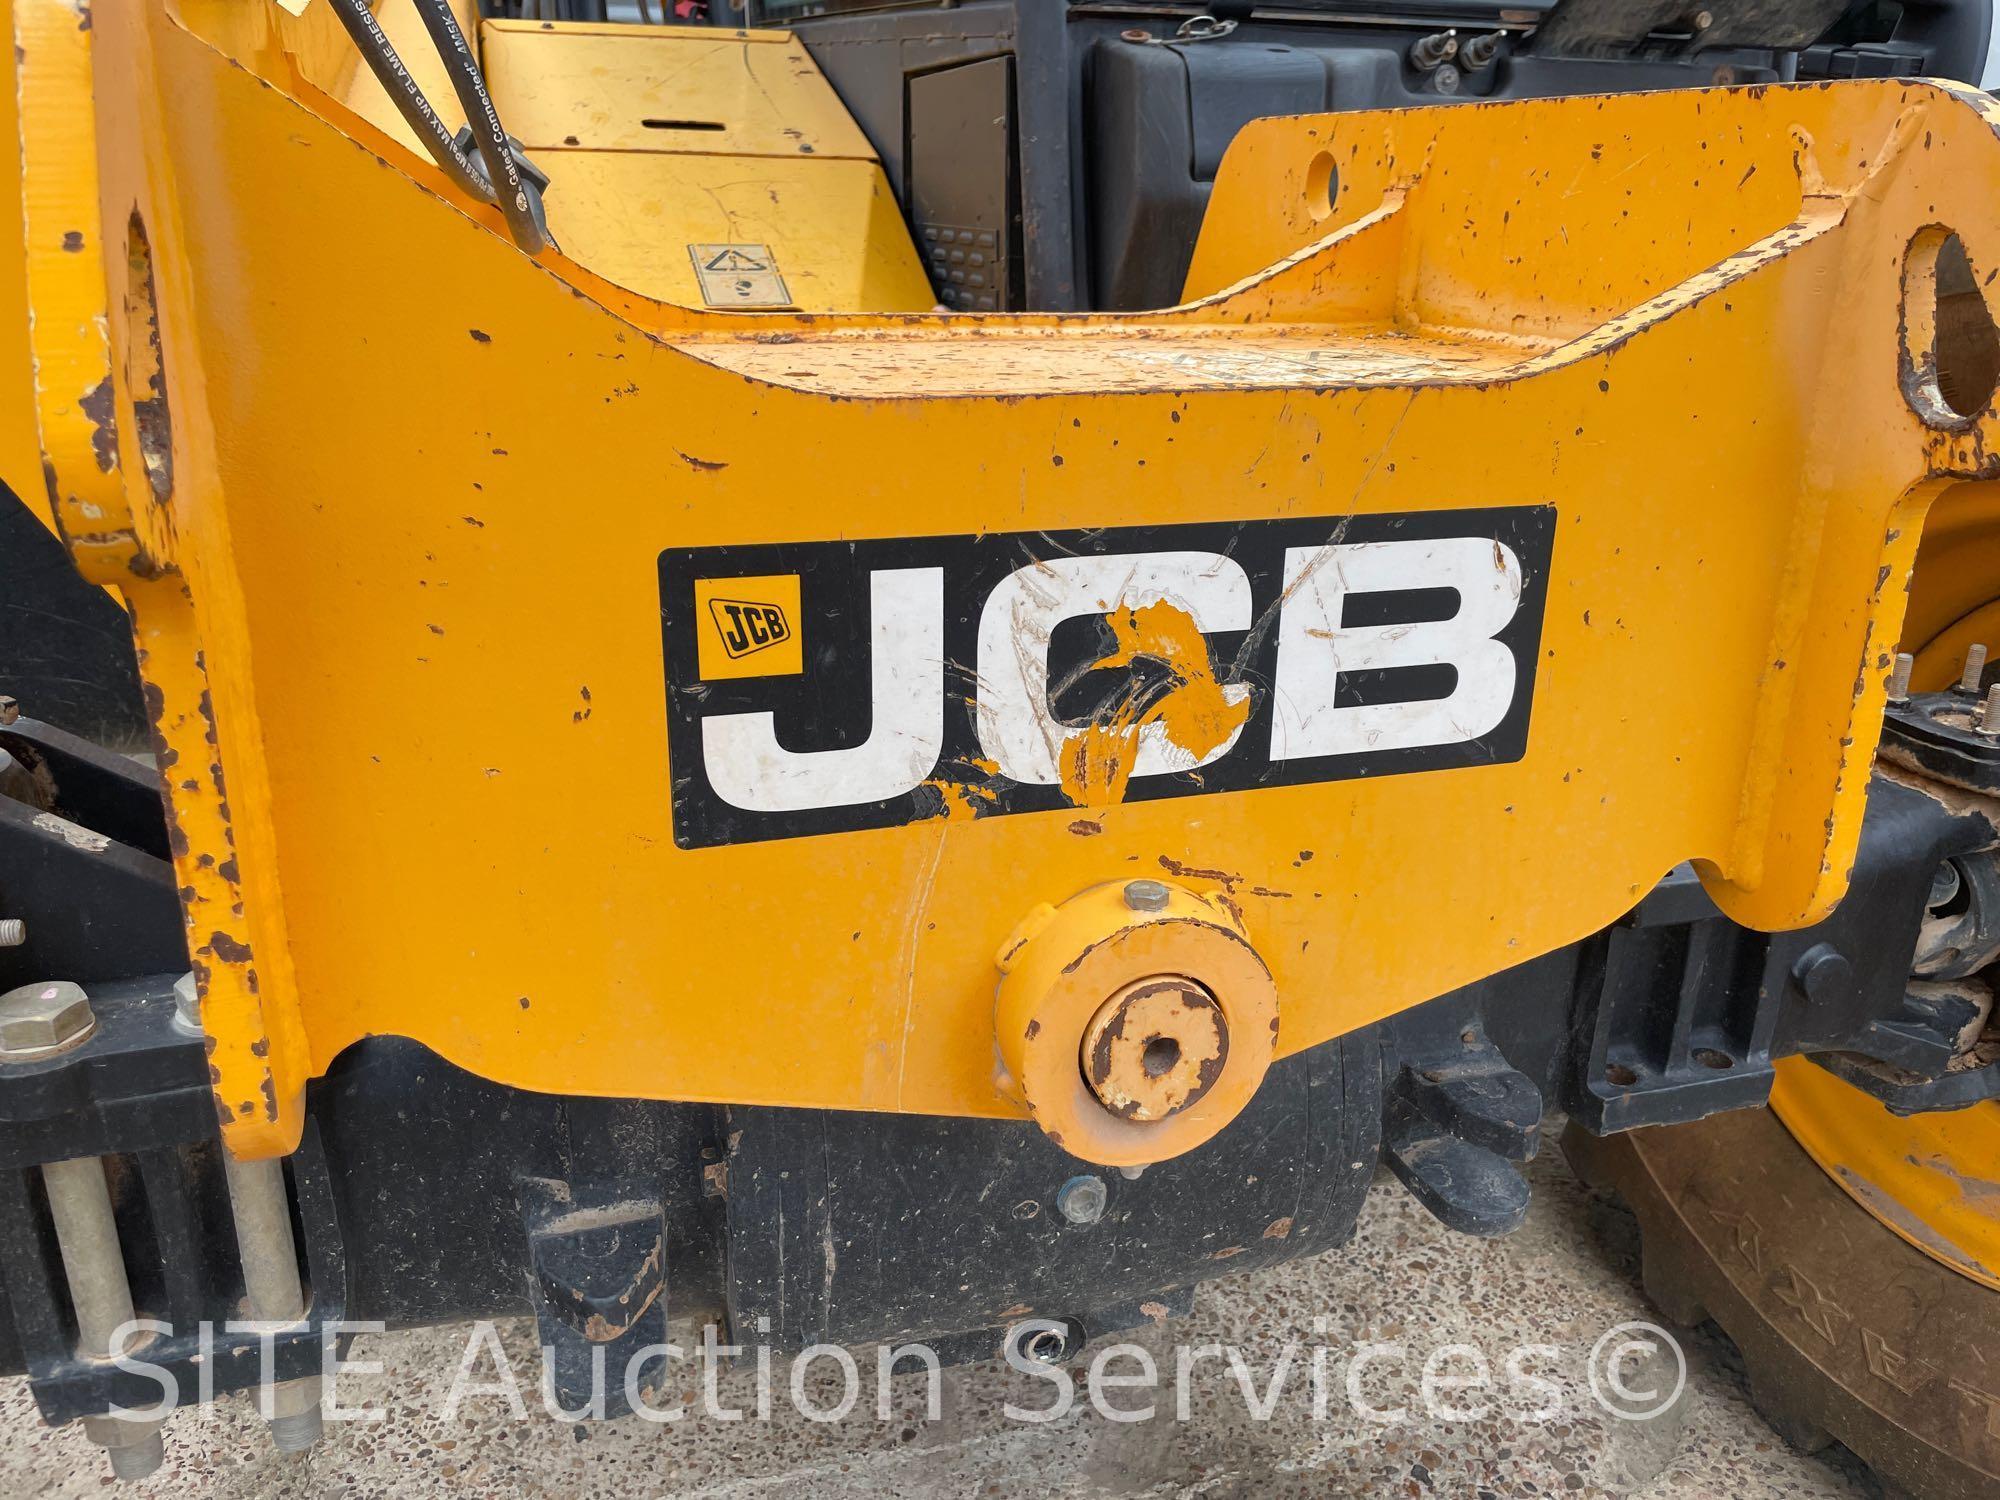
[0,1125,1878,1499]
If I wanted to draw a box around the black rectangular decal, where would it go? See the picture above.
[661,507,1555,848]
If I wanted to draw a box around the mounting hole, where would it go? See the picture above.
[1901,228,2000,427]
[1305,150,1339,223]
[1023,1328,1066,1363]
[1693,1048,1734,1070]
[1006,1318,1083,1367]
[1141,1034,1182,1078]
[1604,1062,1638,1087]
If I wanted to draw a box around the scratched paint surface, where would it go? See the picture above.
[59,3,2000,1151]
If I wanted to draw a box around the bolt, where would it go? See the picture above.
[102,1431,165,1480]
[1056,1175,1108,1226]
[1887,652,1914,703]
[1119,1164,1146,1181]
[1409,29,1457,69]
[0,918,23,948]
[1791,943,1853,1003]
[1123,879,1171,913]
[1982,684,2000,738]
[0,980,94,1058]
[1959,643,1988,694]
[44,1156,165,1477]
[1694,9,1713,28]
[170,971,202,1036]
[0,695,16,726]
[1459,30,1501,69]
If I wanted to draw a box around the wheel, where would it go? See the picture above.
[1565,1108,2000,1500]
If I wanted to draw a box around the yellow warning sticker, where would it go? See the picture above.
[688,244,794,309]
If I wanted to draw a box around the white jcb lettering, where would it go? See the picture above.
[974,552,1253,785]
[697,539,1526,813]
[702,567,945,812]
[1269,537,1522,761]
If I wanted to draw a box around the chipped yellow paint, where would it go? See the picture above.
[1772,1059,2000,1291]
[1769,501,2000,1290]
[14,0,146,580]
[27,0,2000,1156]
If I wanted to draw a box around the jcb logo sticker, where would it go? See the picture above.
[660,508,1555,848]
[694,575,801,680]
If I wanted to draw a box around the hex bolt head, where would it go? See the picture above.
[1791,943,1853,1004]
[1123,879,1171,913]
[170,971,202,1036]
[103,1430,165,1481]
[1055,1174,1108,1226]
[0,980,94,1058]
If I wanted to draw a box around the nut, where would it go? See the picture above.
[1055,1175,1108,1226]
[0,980,95,1057]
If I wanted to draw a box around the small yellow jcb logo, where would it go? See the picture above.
[694,574,803,680]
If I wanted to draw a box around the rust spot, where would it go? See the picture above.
[468,328,492,343]
[1262,1217,1294,1240]
[60,230,81,252]
[1157,854,1241,891]
[1083,976,1228,1122]
[1024,1019,1041,1040]
[674,448,728,472]
[78,375,118,474]
[1212,1246,1246,1260]
[208,931,253,964]
[1067,818,1104,837]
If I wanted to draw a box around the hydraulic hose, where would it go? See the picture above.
[324,0,491,204]
[410,0,549,254]
[324,0,547,255]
